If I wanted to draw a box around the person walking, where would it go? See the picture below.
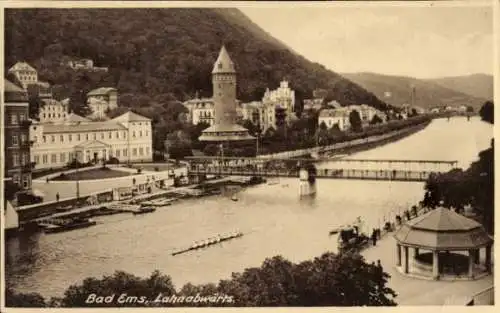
[56,192,60,202]
[371,229,377,246]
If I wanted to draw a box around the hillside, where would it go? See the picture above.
[427,74,494,100]
[5,8,389,113]
[341,72,488,110]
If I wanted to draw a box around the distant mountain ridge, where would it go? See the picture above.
[341,72,489,110]
[426,74,493,101]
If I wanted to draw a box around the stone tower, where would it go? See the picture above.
[212,45,237,126]
[199,46,254,142]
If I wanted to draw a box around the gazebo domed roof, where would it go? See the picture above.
[394,207,493,250]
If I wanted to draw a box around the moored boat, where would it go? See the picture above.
[42,217,97,234]
[133,206,156,215]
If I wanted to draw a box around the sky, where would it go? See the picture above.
[240,2,494,79]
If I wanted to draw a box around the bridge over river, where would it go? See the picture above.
[186,156,458,182]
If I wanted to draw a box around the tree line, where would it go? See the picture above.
[6,252,397,307]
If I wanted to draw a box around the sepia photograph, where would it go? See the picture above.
[1,0,496,309]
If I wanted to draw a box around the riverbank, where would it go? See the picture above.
[18,176,267,227]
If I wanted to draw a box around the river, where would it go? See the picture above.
[5,117,493,299]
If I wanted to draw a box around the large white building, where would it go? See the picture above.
[86,87,118,119]
[8,62,38,90]
[318,104,387,131]
[30,111,153,169]
[182,97,215,126]
[318,108,351,131]
[262,80,295,120]
[240,101,277,132]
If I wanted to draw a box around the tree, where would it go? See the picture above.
[423,140,494,233]
[60,270,176,307]
[466,106,474,113]
[5,288,46,307]
[479,101,493,124]
[8,252,397,307]
[349,110,363,132]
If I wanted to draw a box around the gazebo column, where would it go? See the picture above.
[485,244,492,274]
[396,244,402,266]
[404,246,409,273]
[432,250,440,280]
[474,249,480,265]
[468,249,475,279]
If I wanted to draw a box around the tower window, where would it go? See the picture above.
[218,63,223,69]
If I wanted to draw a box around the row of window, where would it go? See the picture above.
[10,133,28,147]
[33,147,151,165]
[12,173,31,189]
[41,112,66,119]
[42,105,65,112]
[11,152,30,167]
[9,113,27,125]
[18,74,37,81]
[35,129,149,144]
[197,111,213,118]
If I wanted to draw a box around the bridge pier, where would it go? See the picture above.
[299,166,317,198]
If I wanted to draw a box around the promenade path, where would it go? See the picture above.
[361,235,493,305]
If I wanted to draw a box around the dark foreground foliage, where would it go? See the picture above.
[6,252,397,307]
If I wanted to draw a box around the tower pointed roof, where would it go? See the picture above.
[212,45,236,74]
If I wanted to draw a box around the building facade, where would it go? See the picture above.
[8,62,38,90]
[86,87,118,119]
[30,111,153,169]
[262,80,295,119]
[183,98,215,126]
[4,79,33,190]
[303,98,323,111]
[38,99,69,123]
[318,108,351,131]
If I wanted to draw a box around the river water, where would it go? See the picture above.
[5,117,493,299]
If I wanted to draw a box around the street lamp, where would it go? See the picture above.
[256,127,262,156]
[73,153,80,202]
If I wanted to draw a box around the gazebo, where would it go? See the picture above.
[394,207,493,280]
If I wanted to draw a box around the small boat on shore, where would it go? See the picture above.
[133,206,156,215]
[41,217,97,234]
[231,194,238,202]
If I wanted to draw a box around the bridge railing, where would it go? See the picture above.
[189,166,436,182]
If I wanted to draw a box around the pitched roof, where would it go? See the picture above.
[407,207,482,232]
[43,121,126,133]
[319,109,349,118]
[111,111,150,123]
[4,79,28,102]
[9,61,37,73]
[66,113,90,123]
[4,79,25,93]
[199,123,255,141]
[394,207,493,250]
[87,87,117,96]
[75,140,111,149]
[212,46,236,74]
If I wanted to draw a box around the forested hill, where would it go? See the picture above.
[341,72,488,111]
[426,74,494,101]
[5,8,389,111]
